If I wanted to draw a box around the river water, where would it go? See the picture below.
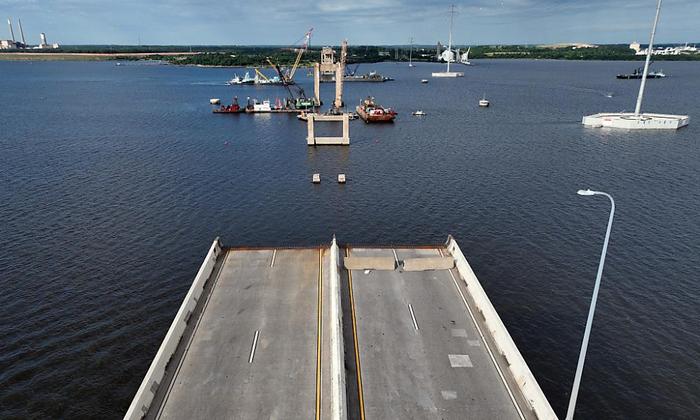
[1,59,699,419]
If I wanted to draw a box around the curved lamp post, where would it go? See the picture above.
[566,189,615,420]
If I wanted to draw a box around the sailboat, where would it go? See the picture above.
[408,37,415,67]
[582,0,688,129]
[432,5,464,78]
[460,46,472,65]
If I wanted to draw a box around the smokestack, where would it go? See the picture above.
[8,18,15,42]
[40,32,47,46]
[18,18,25,45]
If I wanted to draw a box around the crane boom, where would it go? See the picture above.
[254,68,270,82]
[289,27,313,81]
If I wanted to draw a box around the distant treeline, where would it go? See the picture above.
[4,44,699,64]
[165,44,700,66]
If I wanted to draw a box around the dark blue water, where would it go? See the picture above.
[1,59,699,419]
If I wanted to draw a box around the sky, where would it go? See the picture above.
[1,0,698,46]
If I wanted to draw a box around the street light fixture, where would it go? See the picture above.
[566,189,615,420]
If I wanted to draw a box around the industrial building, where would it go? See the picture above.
[1,18,59,50]
[630,41,699,56]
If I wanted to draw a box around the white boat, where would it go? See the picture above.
[582,0,688,130]
[210,98,221,105]
[412,110,426,116]
[432,5,464,78]
[479,98,490,107]
[408,37,415,67]
[420,79,429,84]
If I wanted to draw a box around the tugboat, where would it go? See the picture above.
[616,67,666,79]
[213,97,244,113]
[245,98,272,113]
[356,97,397,123]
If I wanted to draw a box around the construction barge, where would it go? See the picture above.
[125,236,557,420]
[213,97,316,114]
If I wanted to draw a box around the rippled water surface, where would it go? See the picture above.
[1,59,699,419]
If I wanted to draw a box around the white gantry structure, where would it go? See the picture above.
[582,0,689,130]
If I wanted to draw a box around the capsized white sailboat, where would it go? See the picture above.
[432,4,464,78]
[460,46,472,65]
[582,0,688,130]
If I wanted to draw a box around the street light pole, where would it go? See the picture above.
[566,189,615,420]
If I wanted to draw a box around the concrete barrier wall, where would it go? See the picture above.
[124,238,223,420]
[329,238,347,420]
[446,236,558,420]
[402,256,455,271]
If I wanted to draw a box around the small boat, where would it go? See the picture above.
[412,110,426,116]
[356,96,397,123]
[420,79,429,84]
[616,67,666,79]
[213,97,244,113]
[479,95,490,107]
[210,98,221,105]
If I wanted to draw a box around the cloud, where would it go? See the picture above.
[1,0,698,44]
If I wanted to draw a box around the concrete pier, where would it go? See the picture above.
[125,237,557,420]
[306,113,350,145]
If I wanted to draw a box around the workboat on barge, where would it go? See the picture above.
[213,97,244,113]
[356,97,397,123]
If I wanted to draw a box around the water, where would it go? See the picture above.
[1,59,699,419]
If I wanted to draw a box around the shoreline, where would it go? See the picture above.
[2,53,699,64]
[0,52,199,61]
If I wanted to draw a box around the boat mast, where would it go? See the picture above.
[409,37,413,66]
[447,4,455,72]
[635,0,662,117]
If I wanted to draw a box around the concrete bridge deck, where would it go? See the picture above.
[345,247,520,419]
[125,238,557,420]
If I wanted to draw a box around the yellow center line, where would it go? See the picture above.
[346,247,366,420]
[315,248,323,420]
